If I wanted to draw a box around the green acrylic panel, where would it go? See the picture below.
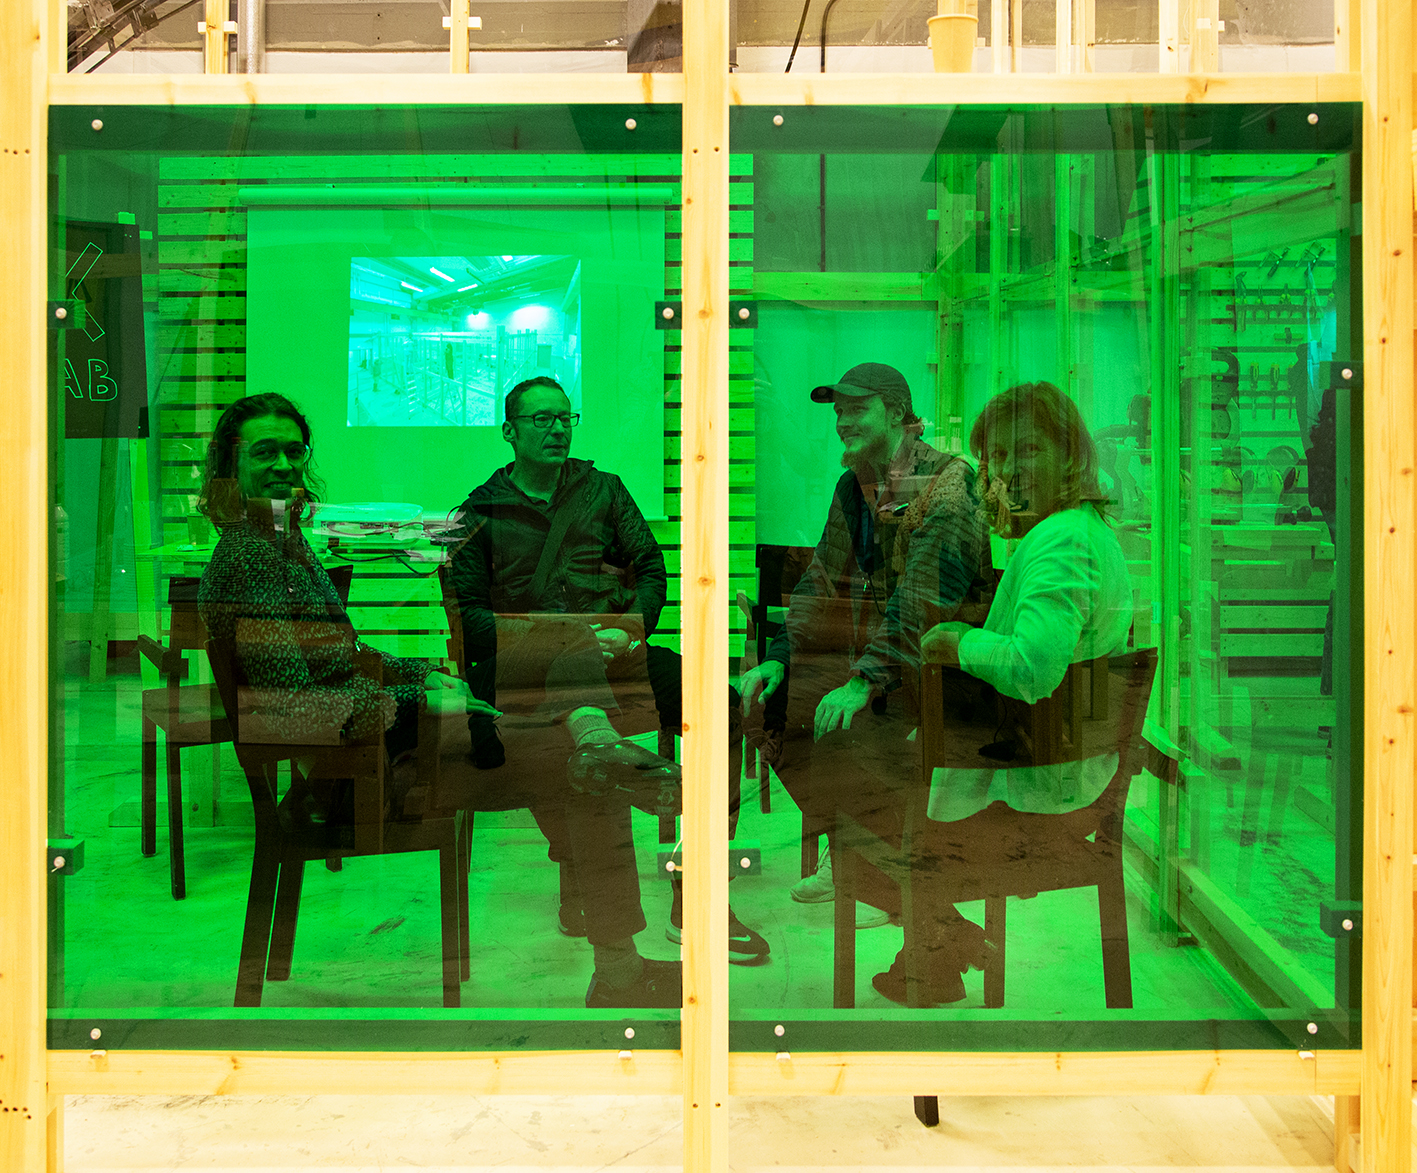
[728,104,1362,1052]
[48,104,688,1053]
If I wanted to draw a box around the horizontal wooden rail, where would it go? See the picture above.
[47,1047,1360,1098]
[48,72,685,106]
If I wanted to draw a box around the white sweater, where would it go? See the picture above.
[928,505,1135,822]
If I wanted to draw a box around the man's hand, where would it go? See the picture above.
[590,623,632,662]
[921,621,972,666]
[739,660,786,713]
[813,675,874,741]
[425,671,500,718]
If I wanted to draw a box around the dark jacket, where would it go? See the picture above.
[448,458,667,700]
[766,438,990,692]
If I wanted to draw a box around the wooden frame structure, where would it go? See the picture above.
[2,0,1413,1170]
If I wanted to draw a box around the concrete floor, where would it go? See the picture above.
[62,1091,1358,1171]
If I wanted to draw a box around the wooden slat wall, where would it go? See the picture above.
[155,152,756,658]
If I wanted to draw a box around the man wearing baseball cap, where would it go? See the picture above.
[740,361,992,1000]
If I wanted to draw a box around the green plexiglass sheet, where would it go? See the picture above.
[727,104,1362,1052]
[48,104,687,1051]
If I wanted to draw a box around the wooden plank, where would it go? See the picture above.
[159,241,248,266]
[157,210,248,236]
[50,73,688,106]
[157,353,246,378]
[0,0,50,1170]
[1361,0,1415,1169]
[161,154,685,182]
[157,265,247,291]
[158,295,247,320]
[157,323,246,350]
[753,271,925,303]
[47,1050,684,1095]
[1218,633,1324,657]
[726,1050,1361,1096]
[729,73,1359,106]
[682,0,728,1168]
[203,0,229,73]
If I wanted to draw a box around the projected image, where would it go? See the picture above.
[347,255,581,427]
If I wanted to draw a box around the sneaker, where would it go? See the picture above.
[667,887,771,963]
[790,851,834,903]
[585,957,681,1009]
[855,904,890,929]
[871,948,967,1007]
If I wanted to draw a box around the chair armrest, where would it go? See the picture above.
[137,635,188,678]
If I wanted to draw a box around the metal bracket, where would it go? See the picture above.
[48,300,85,330]
[657,839,762,878]
[1325,360,1361,392]
[1320,901,1361,938]
[47,837,85,876]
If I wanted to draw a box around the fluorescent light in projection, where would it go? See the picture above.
[348,254,581,429]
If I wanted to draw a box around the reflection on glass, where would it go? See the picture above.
[48,107,688,1042]
[730,105,1361,1051]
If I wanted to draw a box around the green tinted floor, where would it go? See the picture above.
[54,650,1339,1026]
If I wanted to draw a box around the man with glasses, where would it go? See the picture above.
[447,376,767,1008]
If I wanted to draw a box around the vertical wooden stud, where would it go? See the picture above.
[46,1097,62,1173]
[1054,0,1072,72]
[1335,1094,1361,1172]
[1360,0,1415,1170]
[1010,0,1022,72]
[991,0,1007,73]
[1192,0,1220,72]
[1335,0,1360,73]
[1159,0,1181,72]
[682,0,728,1170]
[203,0,230,74]
[449,0,470,74]
[0,0,50,1170]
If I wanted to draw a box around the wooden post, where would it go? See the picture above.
[991,0,1007,73]
[1335,1094,1361,1172]
[0,0,51,1170]
[1359,0,1415,1170]
[1159,0,1181,72]
[681,0,728,1170]
[448,0,470,74]
[1335,0,1360,73]
[203,0,230,74]
[1055,0,1072,72]
[1192,0,1220,72]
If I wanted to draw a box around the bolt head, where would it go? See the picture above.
[624,1027,635,1039]
[91,119,103,132]
[1341,918,1354,931]
[89,1028,102,1040]
[53,856,65,869]
[1341,367,1353,380]
[739,856,751,868]
[54,306,67,320]
[1306,113,1319,125]
[625,118,637,131]
[662,306,675,320]
[773,1024,785,1037]
[1306,1022,1319,1035]
[772,114,784,126]
[737,307,750,320]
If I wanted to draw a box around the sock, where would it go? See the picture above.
[566,706,618,747]
[592,938,643,988]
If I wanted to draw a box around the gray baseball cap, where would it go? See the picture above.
[810,363,913,416]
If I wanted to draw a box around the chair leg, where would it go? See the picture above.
[458,816,472,982]
[438,836,463,1008]
[757,749,772,814]
[164,742,187,901]
[1097,871,1134,1009]
[266,857,305,982]
[832,839,856,1009]
[235,844,281,1007]
[983,895,1006,1008]
[801,821,819,879]
[140,718,158,858]
[913,1096,940,1128]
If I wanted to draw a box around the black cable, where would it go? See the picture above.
[784,0,811,72]
[819,0,841,71]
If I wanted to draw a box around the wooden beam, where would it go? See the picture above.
[1055,0,1071,73]
[728,73,1359,106]
[47,1050,685,1095]
[681,0,728,1169]
[0,0,50,1169]
[727,1050,1361,1096]
[1360,0,1415,1170]
[1336,0,1361,73]
[203,0,230,74]
[48,73,686,105]
[448,0,470,73]
[1159,0,1180,72]
[1335,1094,1361,1172]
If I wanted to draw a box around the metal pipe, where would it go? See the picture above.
[237,0,263,73]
